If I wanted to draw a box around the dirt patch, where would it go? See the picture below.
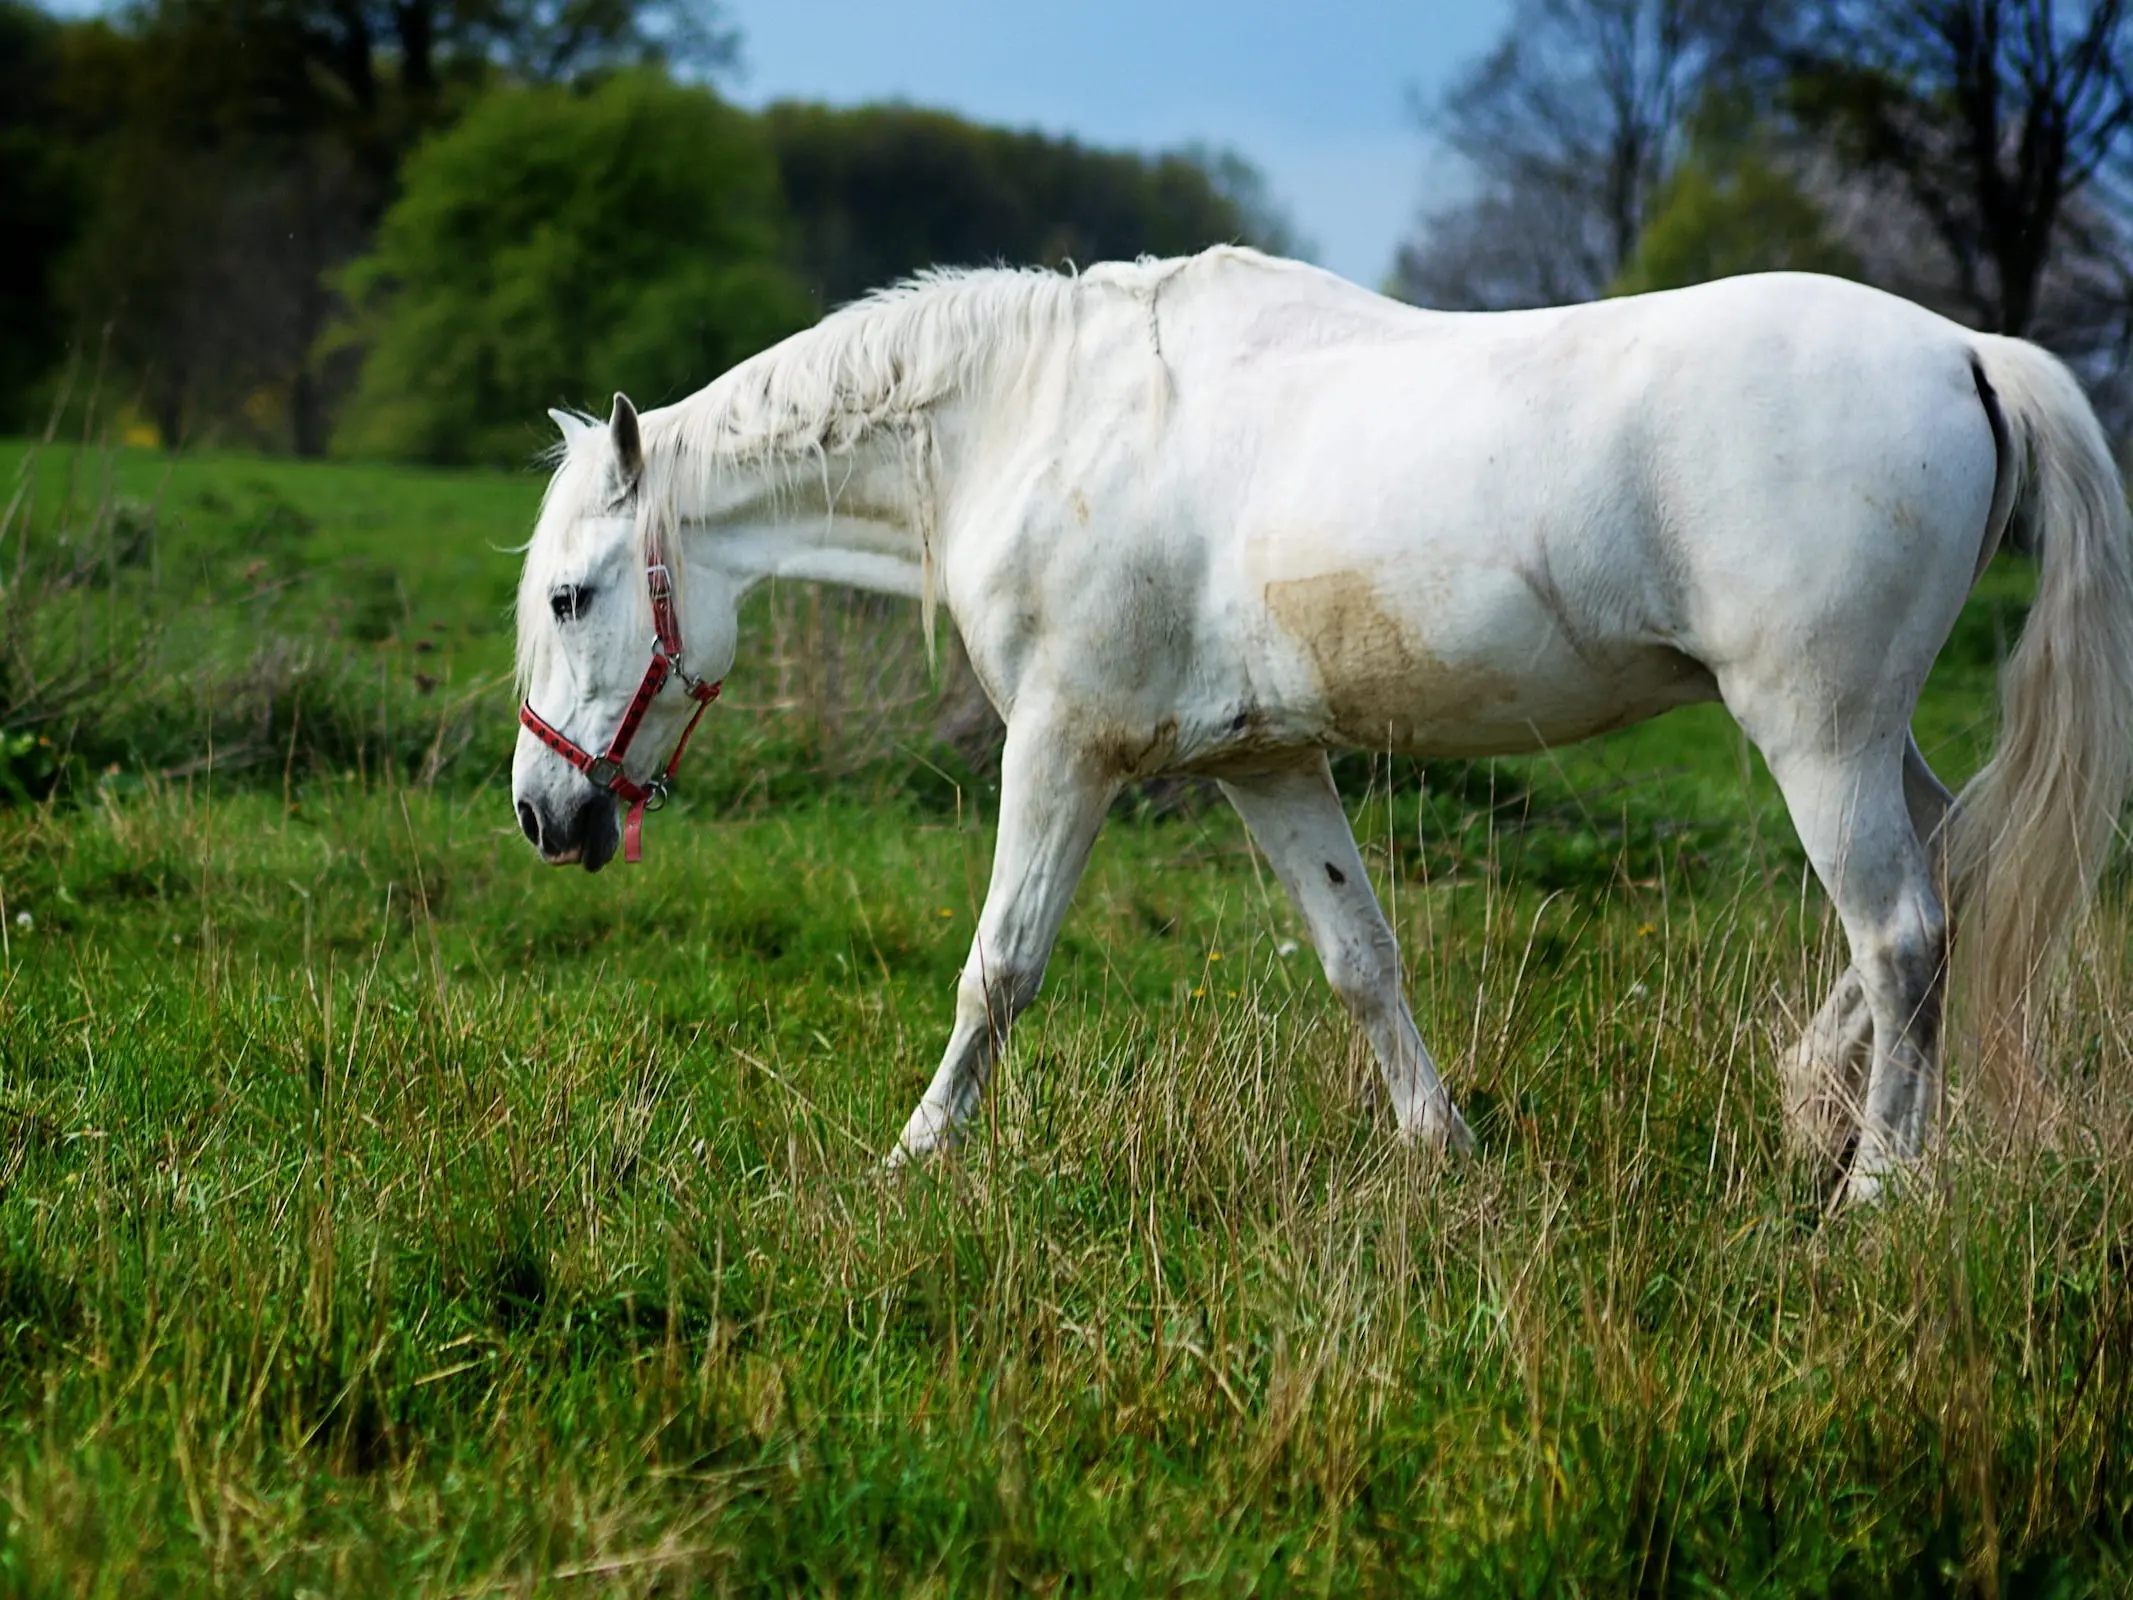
[1263,569,1515,747]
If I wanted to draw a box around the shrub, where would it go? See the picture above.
[332,72,815,466]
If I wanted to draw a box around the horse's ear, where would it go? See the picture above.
[547,407,590,444]
[609,393,643,489]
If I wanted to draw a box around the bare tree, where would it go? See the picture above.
[1395,0,1774,307]
[1789,0,2133,338]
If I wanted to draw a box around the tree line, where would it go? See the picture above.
[0,0,1294,463]
[1396,0,2133,426]
[9,0,2131,462]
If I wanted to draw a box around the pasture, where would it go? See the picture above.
[1,436,2130,1594]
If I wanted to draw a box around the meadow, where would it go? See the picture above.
[0,433,2129,1595]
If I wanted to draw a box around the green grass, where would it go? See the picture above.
[0,441,2127,1595]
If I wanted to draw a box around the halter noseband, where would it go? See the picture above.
[519,532,721,864]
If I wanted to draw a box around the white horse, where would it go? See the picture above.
[511,247,2133,1204]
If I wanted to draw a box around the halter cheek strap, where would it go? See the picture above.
[518,548,721,864]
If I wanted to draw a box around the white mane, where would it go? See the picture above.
[655,263,1087,467]
[641,261,1097,654]
[518,248,1278,682]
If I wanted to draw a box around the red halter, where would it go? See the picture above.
[519,537,721,864]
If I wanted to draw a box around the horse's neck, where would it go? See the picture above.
[685,438,932,603]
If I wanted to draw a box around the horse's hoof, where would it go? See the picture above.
[1401,1103,1475,1158]
[1839,1168,1885,1209]
[884,1138,945,1171]
[1839,1155,1925,1210]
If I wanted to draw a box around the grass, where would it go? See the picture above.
[0,440,2128,1595]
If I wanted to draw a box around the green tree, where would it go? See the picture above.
[32,0,735,453]
[333,72,812,465]
[1613,111,1858,294]
[764,103,1297,311]
[0,2,89,428]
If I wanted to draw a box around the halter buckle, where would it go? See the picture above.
[585,754,624,789]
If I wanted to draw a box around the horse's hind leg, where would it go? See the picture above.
[1781,734,1954,1165]
[1220,756,1474,1154]
[1758,733,1948,1203]
[891,721,1118,1161]
[1782,968,1872,1166]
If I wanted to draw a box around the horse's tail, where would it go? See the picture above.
[1947,335,2133,1118]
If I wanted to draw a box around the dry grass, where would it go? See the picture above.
[0,771,2129,1595]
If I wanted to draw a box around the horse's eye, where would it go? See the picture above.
[550,585,589,623]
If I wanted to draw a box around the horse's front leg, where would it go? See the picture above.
[891,719,1119,1161]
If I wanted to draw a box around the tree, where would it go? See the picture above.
[0,2,86,427]
[1788,0,2133,341]
[1613,105,1861,293]
[332,72,813,464]
[51,0,390,453]
[121,0,735,134]
[1394,0,1782,308]
[40,0,736,453]
[764,104,1299,311]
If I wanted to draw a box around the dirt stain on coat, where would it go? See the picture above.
[1264,570,1515,747]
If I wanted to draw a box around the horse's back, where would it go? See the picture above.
[1149,263,2002,761]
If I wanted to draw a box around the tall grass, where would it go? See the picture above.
[0,779,2130,1592]
[0,439,2124,1593]
[0,434,1010,821]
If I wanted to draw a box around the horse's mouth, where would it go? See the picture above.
[540,845,614,874]
[530,795,618,871]
[576,808,619,873]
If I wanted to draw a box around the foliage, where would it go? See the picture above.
[7,0,736,455]
[45,0,434,455]
[0,2,84,432]
[1395,0,1786,309]
[333,73,814,466]
[765,102,1300,312]
[1613,108,1859,294]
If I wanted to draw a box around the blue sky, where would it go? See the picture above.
[724,0,1514,288]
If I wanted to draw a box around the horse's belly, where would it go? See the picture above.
[1259,567,1713,756]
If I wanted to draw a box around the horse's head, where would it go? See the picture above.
[512,395,740,871]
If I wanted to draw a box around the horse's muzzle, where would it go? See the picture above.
[518,791,618,872]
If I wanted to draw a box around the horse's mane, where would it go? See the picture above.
[637,260,1093,655]
[652,262,1090,469]
[521,247,1277,682]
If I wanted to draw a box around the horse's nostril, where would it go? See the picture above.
[517,801,541,846]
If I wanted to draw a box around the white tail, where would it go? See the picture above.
[1948,336,2133,1118]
